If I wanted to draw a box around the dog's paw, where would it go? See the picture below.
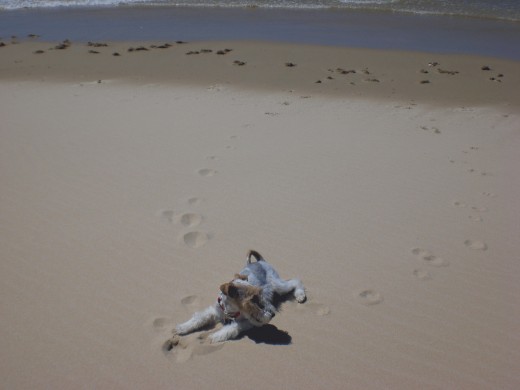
[261,310,275,323]
[175,323,191,335]
[209,332,228,344]
[295,289,307,303]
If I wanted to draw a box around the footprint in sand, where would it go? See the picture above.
[163,333,224,363]
[464,240,488,251]
[160,209,175,223]
[206,155,219,161]
[207,84,226,92]
[152,317,174,330]
[419,125,441,134]
[455,202,485,221]
[411,248,449,267]
[180,295,202,310]
[356,290,384,306]
[198,168,217,177]
[467,168,493,176]
[179,213,202,228]
[300,301,331,316]
[413,269,432,281]
[163,334,180,352]
[187,197,202,206]
[182,231,210,248]
[158,297,225,363]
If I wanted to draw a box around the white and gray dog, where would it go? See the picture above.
[173,250,306,343]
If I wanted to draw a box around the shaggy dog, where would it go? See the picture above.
[172,250,306,343]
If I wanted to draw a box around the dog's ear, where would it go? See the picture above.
[220,282,239,298]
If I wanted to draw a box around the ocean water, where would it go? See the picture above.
[1,0,519,22]
[1,1,519,59]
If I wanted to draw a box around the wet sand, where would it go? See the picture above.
[1,39,519,107]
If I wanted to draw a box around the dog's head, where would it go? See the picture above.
[220,281,273,326]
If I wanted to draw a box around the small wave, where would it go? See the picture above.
[1,0,518,22]
[0,0,155,10]
[0,0,398,12]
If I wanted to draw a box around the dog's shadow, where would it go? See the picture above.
[242,324,292,345]
[241,292,299,345]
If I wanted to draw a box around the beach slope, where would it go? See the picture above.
[1,40,520,389]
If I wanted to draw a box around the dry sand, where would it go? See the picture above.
[1,39,520,389]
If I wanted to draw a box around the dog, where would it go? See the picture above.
[173,250,306,343]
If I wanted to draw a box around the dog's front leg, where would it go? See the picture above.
[210,321,253,343]
[176,305,219,335]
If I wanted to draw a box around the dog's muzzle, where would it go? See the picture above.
[217,294,241,323]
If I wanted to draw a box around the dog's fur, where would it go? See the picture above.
[174,250,306,343]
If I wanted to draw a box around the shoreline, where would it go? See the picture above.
[1,39,519,110]
[2,6,520,60]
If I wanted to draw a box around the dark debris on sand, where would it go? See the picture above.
[438,68,459,75]
[88,42,108,48]
[54,39,71,50]
[127,46,149,52]
[336,68,356,75]
[216,49,232,55]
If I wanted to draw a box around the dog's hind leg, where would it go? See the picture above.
[272,278,306,303]
[176,305,219,335]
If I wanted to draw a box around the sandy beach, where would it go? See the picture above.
[1,38,520,389]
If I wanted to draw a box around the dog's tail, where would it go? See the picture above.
[247,250,265,264]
